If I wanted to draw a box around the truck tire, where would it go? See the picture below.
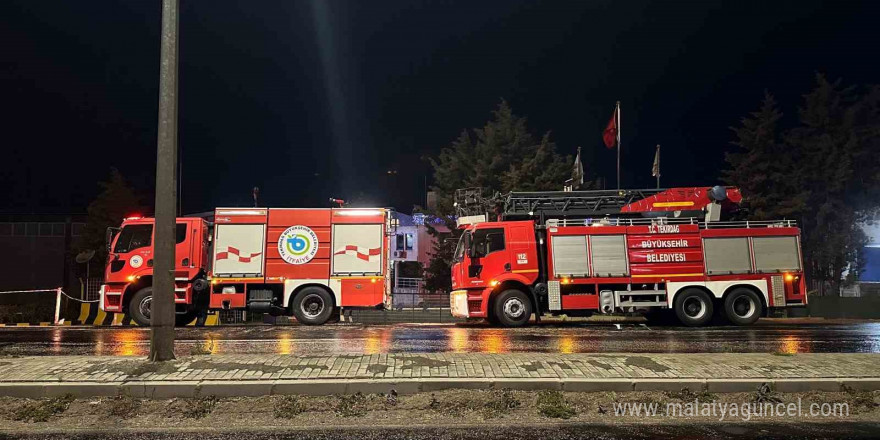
[129,287,153,327]
[130,287,200,327]
[292,287,334,325]
[673,288,714,327]
[492,289,532,327]
[723,288,763,325]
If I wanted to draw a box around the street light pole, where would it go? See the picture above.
[149,0,180,362]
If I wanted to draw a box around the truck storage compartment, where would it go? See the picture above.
[212,224,266,277]
[331,224,383,275]
[590,235,628,277]
[703,237,751,275]
[753,236,801,272]
[551,235,589,277]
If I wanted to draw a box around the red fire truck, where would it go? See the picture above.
[101,207,392,326]
[450,186,807,327]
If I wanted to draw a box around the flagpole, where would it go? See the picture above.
[616,101,621,190]
[656,145,660,189]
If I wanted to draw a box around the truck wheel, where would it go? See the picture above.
[129,287,153,326]
[492,289,532,327]
[724,288,763,325]
[292,287,334,325]
[673,288,714,327]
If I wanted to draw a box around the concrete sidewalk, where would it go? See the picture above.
[0,353,878,398]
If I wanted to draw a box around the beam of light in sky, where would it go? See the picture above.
[308,0,356,195]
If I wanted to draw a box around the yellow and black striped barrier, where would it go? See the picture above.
[73,303,219,326]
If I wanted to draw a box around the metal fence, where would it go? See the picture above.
[62,275,463,325]
[347,277,463,324]
[85,277,103,302]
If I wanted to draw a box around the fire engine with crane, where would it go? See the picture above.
[101,205,393,326]
[449,185,807,327]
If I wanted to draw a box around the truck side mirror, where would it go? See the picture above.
[105,227,119,254]
[463,232,473,258]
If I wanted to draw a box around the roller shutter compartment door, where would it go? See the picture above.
[703,237,751,275]
[753,236,801,272]
[590,235,628,277]
[551,235,589,277]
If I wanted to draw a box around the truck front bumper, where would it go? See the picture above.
[450,289,490,318]
[450,290,469,318]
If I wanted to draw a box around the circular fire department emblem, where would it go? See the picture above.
[129,255,144,269]
[278,225,319,265]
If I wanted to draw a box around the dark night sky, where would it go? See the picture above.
[1,0,877,215]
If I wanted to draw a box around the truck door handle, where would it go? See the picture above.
[504,263,511,272]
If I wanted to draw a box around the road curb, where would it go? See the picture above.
[2,377,879,399]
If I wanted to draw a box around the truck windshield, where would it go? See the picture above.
[453,231,468,262]
[113,224,152,253]
[112,223,187,254]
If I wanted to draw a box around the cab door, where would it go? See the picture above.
[464,226,511,288]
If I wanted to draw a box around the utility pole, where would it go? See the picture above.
[150,0,179,362]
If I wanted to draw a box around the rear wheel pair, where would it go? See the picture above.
[673,287,762,327]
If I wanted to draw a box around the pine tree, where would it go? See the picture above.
[422,100,579,292]
[727,75,880,295]
[785,74,877,294]
[76,168,143,264]
[723,92,807,220]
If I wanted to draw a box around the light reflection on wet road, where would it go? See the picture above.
[1,321,878,356]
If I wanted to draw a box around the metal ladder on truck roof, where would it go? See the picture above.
[455,187,666,221]
[502,189,667,220]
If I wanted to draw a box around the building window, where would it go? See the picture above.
[396,233,414,250]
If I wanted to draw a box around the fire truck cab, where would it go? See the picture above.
[450,186,807,327]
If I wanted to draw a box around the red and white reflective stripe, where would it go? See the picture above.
[216,246,262,262]
[334,245,382,261]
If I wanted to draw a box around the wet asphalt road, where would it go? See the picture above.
[0,320,878,356]
[2,423,879,440]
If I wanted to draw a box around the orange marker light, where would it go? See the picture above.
[489,280,499,287]
[784,273,795,282]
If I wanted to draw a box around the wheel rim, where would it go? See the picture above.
[300,294,325,319]
[503,297,526,319]
[139,296,152,320]
[732,295,756,319]
[682,296,706,320]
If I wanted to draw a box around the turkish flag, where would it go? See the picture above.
[602,107,618,149]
